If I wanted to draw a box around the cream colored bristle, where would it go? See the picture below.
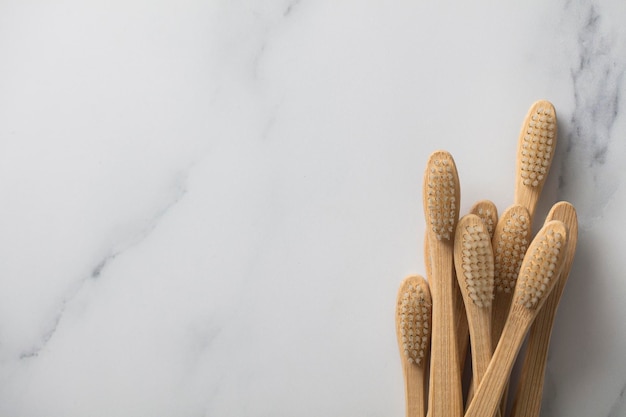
[460,221,494,308]
[494,208,530,294]
[426,156,458,240]
[470,200,498,239]
[520,104,556,187]
[398,278,432,367]
[516,223,566,309]
[476,207,496,237]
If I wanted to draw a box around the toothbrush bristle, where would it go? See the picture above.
[460,219,494,308]
[520,101,557,187]
[470,201,498,238]
[494,206,530,294]
[516,221,567,309]
[397,277,432,367]
[476,208,496,237]
[425,152,459,241]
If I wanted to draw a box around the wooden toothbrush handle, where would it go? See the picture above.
[428,244,463,417]
[464,310,528,417]
[491,294,514,417]
[404,365,426,417]
[509,287,561,417]
[426,232,469,371]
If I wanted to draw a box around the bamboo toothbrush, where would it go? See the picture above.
[514,100,557,221]
[453,214,499,416]
[396,275,432,417]
[464,219,568,417]
[461,201,499,404]
[490,204,531,415]
[470,200,498,239]
[510,202,578,417]
[423,150,463,417]
[491,205,531,353]
[455,200,498,368]
[464,200,498,354]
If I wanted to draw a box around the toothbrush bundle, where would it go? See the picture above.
[395,100,578,417]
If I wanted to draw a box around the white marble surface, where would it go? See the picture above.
[0,1,625,416]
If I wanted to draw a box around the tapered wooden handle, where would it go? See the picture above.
[465,307,530,417]
[510,202,578,417]
[404,364,426,417]
[427,241,463,417]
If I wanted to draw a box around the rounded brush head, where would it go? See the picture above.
[396,275,432,367]
[493,205,531,294]
[423,150,460,241]
[546,202,578,279]
[518,100,557,188]
[455,214,495,308]
[514,220,568,309]
[470,200,498,239]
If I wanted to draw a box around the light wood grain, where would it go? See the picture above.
[509,99,557,417]
[510,202,578,417]
[425,233,469,375]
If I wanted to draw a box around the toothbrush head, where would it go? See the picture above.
[396,275,432,367]
[519,100,557,188]
[515,220,568,309]
[455,214,495,308]
[423,150,460,241]
[493,205,531,294]
[470,200,498,239]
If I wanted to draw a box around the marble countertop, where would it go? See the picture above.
[1,1,625,416]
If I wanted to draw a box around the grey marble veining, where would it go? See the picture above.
[557,0,626,229]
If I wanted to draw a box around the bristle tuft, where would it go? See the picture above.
[460,221,494,307]
[494,209,530,293]
[516,224,565,309]
[398,280,431,366]
[426,156,458,240]
[476,207,496,237]
[520,103,556,187]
